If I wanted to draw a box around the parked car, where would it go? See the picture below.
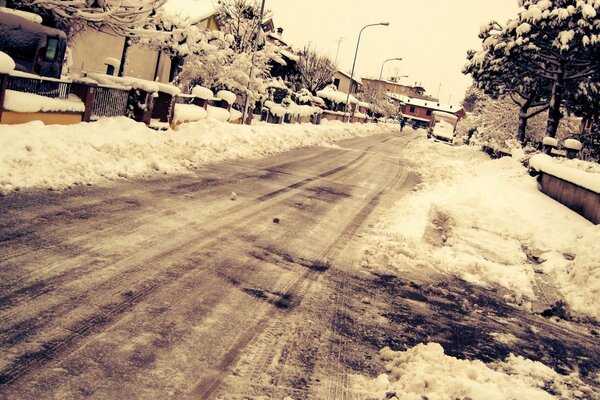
[0,10,67,78]
[427,111,459,144]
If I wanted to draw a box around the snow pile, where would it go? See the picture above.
[530,154,600,193]
[0,118,396,194]
[317,86,359,105]
[0,51,16,73]
[86,73,176,93]
[206,105,230,122]
[216,90,236,105]
[3,91,85,113]
[173,103,207,124]
[352,343,595,399]
[264,101,286,117]
[228,108,242,122]
[361,135,598,317]
[191,85,214,100]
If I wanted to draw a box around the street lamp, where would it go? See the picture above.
[344,22,390,122]
[379,57,402,81]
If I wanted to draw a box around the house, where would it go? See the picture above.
[389,93,466,128]
[334,70,361,95]
[264,23,300,83]
[69,0,220,83]
[362,77,433,100]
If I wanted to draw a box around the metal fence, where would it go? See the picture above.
[7,75,71,99]
[91,86,130,120]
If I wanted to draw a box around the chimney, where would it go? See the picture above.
[277,27,284,37]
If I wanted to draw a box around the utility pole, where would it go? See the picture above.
[334,37,345,65]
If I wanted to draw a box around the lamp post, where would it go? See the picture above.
[378,57,402,81]
[241,0,267,125]
[344,22,390,122]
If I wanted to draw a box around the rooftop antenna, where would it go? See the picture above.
[334,36,345,65]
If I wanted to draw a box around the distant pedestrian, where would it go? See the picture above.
[400,119,406,132]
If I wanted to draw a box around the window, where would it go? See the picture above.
[409,106,415,113]
[426,109,432,116]
[45,37,59,61]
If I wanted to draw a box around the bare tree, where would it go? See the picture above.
[294,48,336,93]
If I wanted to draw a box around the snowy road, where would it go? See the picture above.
[1,132,599,399]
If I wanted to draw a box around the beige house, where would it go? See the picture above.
[333,70,361,95]
[70,0,220,83]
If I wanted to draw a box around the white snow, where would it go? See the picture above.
[317,87,359,105]
[206,105,230,121]
[173,103,207,124]
[542,137,559,147]
[360,135,599,318]
[530,154,600,194]
[351,343,595,399]
[0,7,43,23]
[0,51,16,74]
[216,90,236,105]
[0,118,396,196]
[563,138,583,151]
[228,108,242,122]
[86,73,159,93]
[3,90,85,113]
[191,85,214,100]
[430,120,455,140]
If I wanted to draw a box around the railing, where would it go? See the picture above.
[7,74,71,99]
[91,86,130,120]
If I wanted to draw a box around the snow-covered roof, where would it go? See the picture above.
[280,49,299,63]
[337,70,361,84]
[163,0,219,24]
[267,32,292,48]
[389,93,462,114]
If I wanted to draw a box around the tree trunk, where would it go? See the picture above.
[118,37,132,78]
[518,110,528,144]
[546,73,564,138]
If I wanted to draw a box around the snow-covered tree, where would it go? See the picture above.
[294,48,336,93]
[464,20,552,144]
[8,0,167,37]
[458,86,578,151]
[502,0,600,137]
[359,85,396,118]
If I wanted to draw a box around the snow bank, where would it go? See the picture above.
[361,136,598,318]
[0,117,396,195]
[3,90,85,113]
[530,154,600,193]
[206,105,230,122]
[173,103,207,124]
[352,343,595,399]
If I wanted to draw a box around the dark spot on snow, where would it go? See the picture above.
[242,287,269,300]
[299,259,331,272]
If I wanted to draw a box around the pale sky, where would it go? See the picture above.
[266,0,519,105]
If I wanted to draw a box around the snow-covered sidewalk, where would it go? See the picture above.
[360,132,599,320]
[0,118,396,195]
